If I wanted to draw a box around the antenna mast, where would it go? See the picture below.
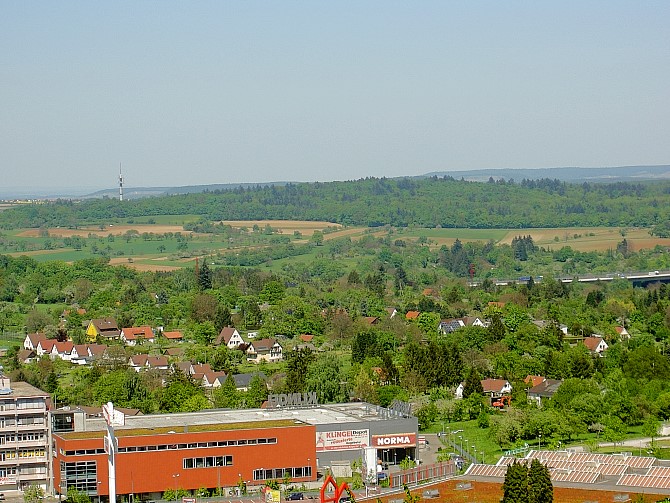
[119,164,124,202]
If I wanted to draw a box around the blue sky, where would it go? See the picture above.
[1,1,669,192]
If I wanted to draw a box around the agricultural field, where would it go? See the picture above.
[3,218,669,272]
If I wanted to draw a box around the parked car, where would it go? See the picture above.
[287,493,305,501]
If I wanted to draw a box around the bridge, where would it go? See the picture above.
[471,271,670,288]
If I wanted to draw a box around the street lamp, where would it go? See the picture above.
[472,445,476,464]
[458,436,463,455]
[538,433,542,451]
[465,439,469,458]
[173,473,179,494]
[97,481,102,503]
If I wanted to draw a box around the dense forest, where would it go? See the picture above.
[2,177,670,234]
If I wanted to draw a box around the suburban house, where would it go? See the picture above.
[121,326,155,346]
[439,319,466,334]
[615,326,630,339]
[481,379,513,399]
[86,318,121,341]
[246,338,283,364]
[162,330,184,342]
[527,379,563,407]
[386,307,398,318]
[524,375,546,388]
[233,372,267,392]
[18,349,36,364]
[202,371,227,388]
[405,311,420,321]
[215,327,244,348]
[362,316,380,326]
[129,354,169,372]
[23,332,47,351]
[50,341,74,361]
[36,339,57,357]
[583,336,608,355]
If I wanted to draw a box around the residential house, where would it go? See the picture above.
[524,375,546,388]
[439,319,466,334]
[583,336,608,356]
[405,311,420,321]
[615,326,630,339]
[386,307,398,318]
[121,326,155,346]
[23,332,47,351]
[299,334,315,343]
[86,344,108,363]
[246,339,283,364]
[36,339,57,358]
[51,341,74,361]
[86,318,121,342]
[202,371,227,388]
[18,349,36,364]
[233,372,267,392]
[527,379,563,407]
[215,327,244,349]
[128,354,169,372]
[164,347,185,358]
[481,379,513,400]
[70,345,91,365]
[162,331,184,342]
[362,316,379,326]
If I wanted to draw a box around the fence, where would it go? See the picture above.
[389,462,454,488]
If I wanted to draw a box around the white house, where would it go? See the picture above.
[216,327,245,349]
[246,339,283,364]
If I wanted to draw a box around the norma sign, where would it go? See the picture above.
[371,433,416,448]
[316,429,369,452]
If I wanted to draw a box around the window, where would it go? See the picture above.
[183,456,232,469]
[253,466,311,481]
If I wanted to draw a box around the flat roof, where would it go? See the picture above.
[73,402,409,434]
[58,418,306,440]
[0,381,50,398]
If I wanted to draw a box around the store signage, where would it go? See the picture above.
[267,392,318,408]
[372,433,416,448]
[316,429,369,451]
[389,400,411,416]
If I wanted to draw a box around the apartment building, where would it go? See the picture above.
[0,375,50,494]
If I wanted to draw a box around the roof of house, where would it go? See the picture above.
[386,307,397,317]
[249,338,278,352]
[192,363,212,375]
[26,333,47,347]
[18,349,35,361]
[54,341,74,354]
[405,311,420,320]
[299,334,314,342]
[122,326,154,339]
[362,316,379,325]
[527,379,563,398]
[583,336,606,351]
[203,371,227,385]
[131,354,168,367]
[87,344,108,356]
[90,318,120,334]
[524,375,545,387]
[233,372,267,389]
[164,347,185,357]
[481,379,510,393]
[38,340,57,352]
[216,326,239,345]
[163,331,184,340]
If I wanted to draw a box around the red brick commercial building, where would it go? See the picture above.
[53,419,315,500]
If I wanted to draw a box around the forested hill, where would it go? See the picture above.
[3,177,670,232]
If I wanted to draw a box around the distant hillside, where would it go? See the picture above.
[81,165,670,199]
[424,165,670,183]
[3,175,670,235]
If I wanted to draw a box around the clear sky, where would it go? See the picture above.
[1,1,669,193]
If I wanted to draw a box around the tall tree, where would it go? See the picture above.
[284,347,316,393]
[528,459,553,503]
[197,261,212,290]
[502,461,529,503]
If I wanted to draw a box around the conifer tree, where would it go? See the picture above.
[502,461,529,503]
[528,459,553,503]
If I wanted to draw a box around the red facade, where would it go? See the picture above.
[54,421,316,496]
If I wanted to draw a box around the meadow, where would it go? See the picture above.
[3,217,669,272]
